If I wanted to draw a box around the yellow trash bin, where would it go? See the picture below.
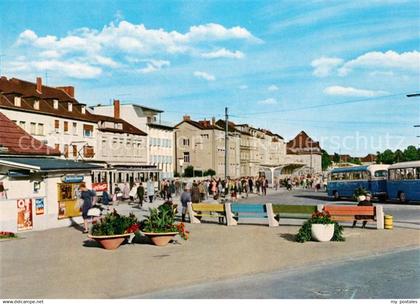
[384,215,393,229]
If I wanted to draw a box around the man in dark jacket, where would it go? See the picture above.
[136,182,145,208]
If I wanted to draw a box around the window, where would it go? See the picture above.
[83,124,93,137]
[201,134,209,140]
[37,123,44,135]
[64,121,69,133]
[81,106,86,114]
[183,152,190,163]
[68,102,72,112]
[14,96,21,107]
[53,99,58,109]
[30,122,36,135]
[73,145,78,157]
[54,120,59,133]
[73,122,77,135]
[83,145,95,158]
[19,121,26,130]
[101,140,107,156]
[34,100,40,110]
[374,170,387,178]
[64,144,69,158]
[183,138,190,146]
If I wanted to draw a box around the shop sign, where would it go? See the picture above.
[17,199,33,231]
[61,175,84,183]
[92,182,108,192]
[35,198,45,215]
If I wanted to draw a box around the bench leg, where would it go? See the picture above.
[266,203,279,227]
[225,203,237,226]
[317,204,324,212]
[376,205,384,229]
[187,202,201,224]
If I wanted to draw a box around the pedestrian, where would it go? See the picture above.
[248,177,253,193]
[136,182,145,208]
[122,182,130,201]
[180,187,192,222]
[147,179,155,203]
[129,182,138,205]
[169,180,176,200]
[191,182,200,204]
[353,194,373,228]
[80,183,95,233]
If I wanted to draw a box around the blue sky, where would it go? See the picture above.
[1,0,419,156]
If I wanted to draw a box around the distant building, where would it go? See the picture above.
[285,131,322,174]
[92,101,175,179]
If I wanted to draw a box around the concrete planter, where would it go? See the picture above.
[143,232,178,246]
[311,224,334,242]
[88,233,131,250]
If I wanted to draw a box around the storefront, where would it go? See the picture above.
[0,157,101,232]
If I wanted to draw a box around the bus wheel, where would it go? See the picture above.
[333,191,340,201]
[398,192,406,203]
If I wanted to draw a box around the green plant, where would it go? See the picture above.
[91,211,139,236]
[203,169,216,176]
[141,203,178,233]
[296,211,345,243]
[0,231,17,239]
[353,187,370,200]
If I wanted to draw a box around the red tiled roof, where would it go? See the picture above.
[0,112,61,156]
[0,76,146,136]
[287,131,321,155]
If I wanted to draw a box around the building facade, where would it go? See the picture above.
[92,101,175,179]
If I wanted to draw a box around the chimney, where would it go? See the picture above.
[114,99,120,119]
[183,115,191,121]
[57,86,75,98]
[36,77,42,94]
[212,117,216,126]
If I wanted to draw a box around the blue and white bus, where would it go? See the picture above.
[387,161,420,203]
[327,164,389,200]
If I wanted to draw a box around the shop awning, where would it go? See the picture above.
[0,157,102,172]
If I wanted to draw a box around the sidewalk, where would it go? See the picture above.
[1,216,419,298]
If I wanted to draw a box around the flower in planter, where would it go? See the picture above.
[296,210,345,243]
[0,231,17,239]
[176,222,190,240]
[91,210,139,236]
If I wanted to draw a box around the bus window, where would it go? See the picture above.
[417,168,420,180]
[374,170,387,178]
[406,168,415,180]
[362,171,370,180]
[352,172,361,180]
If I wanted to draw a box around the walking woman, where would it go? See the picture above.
[80,183,95,233]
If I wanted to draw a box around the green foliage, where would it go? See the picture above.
[183,165,194,177]
[353,187,370,200]
[296,211,345,243]
[91,211,139,236]
[174,172,180,177]
[203,169,216,176]
[332,153,340,163]
[376,146,420,164]
[321,149,332,171]
[141,203,178,233]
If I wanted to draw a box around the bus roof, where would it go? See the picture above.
[388,161,420,170]
[331,166,369,173]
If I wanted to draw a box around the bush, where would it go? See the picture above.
[91,211,139,236]
[296,211,345,243]
[141,203,178,233]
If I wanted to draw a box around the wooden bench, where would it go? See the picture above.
[187,202,226,224]
[323,205,384,229]
[272,204,322,222]
[227,203,278,227]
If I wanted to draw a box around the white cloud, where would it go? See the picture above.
[258,98,277,105]
[268,85,279,91]
[13,21,259,79]
[137,59,170,74]
[323,86,389,97]
[239,85,248,89]
[193,71,215,81]
[8,59,102,79]
[311,57,343,77]
[201,48,244,59]
[369,71,395,77]
[338,50,420,76]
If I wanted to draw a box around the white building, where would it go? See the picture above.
[92,101,175,179]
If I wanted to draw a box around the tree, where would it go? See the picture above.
[403,145,418,161]
[321,150,332,171]
[203,169,216,176]
[332,153,340,163]
[394,149,405,163]
[183,165,194,177]
[381,149,395,164]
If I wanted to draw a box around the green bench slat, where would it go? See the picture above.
[272,204,317,214]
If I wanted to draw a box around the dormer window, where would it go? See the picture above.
[14,96,21,107]
[81,105,86,114]
[53,99,58,109]
[34,100,40,110]
[68,102,73,112]
[115,123,123,130]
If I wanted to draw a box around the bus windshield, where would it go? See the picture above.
[374,170,387,178]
